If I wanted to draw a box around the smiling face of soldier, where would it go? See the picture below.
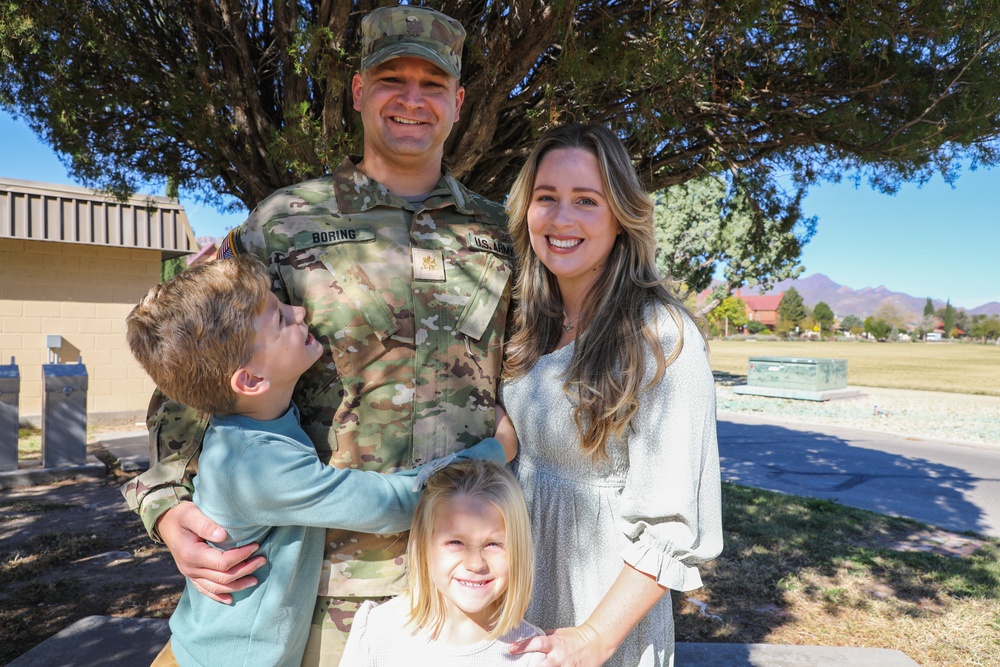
[352,56,465,182]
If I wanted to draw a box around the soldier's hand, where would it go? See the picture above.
[157,500,266,604]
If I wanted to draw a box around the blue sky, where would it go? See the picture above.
[2,110,997,310]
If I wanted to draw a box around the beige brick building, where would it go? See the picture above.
[0,177,198,424]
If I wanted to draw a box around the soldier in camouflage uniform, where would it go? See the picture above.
[121,6,514,665]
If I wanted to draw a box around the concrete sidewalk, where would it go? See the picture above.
[717,412,1000,538]
[9,615,919,667]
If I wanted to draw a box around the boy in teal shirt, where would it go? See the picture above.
[126,256,511,666]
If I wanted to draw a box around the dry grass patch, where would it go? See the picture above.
[708,339,1000,395]
[772,571,998,666]
[673,484,1000,666]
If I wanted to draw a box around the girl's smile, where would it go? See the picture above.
[429,493,509,636]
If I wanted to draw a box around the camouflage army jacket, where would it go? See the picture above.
[121,156,513,598]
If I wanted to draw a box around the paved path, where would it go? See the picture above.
[9,616,919,667]
[718,412,1000,538]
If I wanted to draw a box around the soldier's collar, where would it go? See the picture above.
[335,156,475,216]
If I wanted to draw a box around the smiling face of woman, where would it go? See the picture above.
[526,147,620,303]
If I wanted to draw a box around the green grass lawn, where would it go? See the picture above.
[709,339,1000,396]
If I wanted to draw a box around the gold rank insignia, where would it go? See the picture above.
[412,247,446,281]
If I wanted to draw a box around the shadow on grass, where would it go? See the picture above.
[675,417,1000,650]
[712,370,746,387]
[676,483,1000,646]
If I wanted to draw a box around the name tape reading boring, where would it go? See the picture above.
[294,227,376,249]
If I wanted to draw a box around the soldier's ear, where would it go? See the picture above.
[231,368,270,397]
[351,73,364,112]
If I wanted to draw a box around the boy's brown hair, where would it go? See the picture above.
[126,256,271,415]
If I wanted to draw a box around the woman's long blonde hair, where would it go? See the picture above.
[504,123,698,459]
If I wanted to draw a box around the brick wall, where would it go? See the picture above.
[0,238,160,421]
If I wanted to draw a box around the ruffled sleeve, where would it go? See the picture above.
[618,305,723,592]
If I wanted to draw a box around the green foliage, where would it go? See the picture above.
[840,314,864,333]
[944,300,957,338]
[864,316,892,340]
[5,0,1000,220]
[777,286,807,328]
[971,315,1000,341]
[812,301,835,332]
[708,295,748,336]
[924,297,935,317]
[160,256,187,283]
[746,320,770,335]
[653,176,812,304]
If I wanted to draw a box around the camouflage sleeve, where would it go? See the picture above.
[218,215,290,304]
[119,389,209,542]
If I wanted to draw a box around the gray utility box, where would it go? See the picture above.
[0,360,19,472]
[747,356,847,392]
[41,363,88,467]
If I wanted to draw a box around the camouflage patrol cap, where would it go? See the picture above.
[361,5,465,79]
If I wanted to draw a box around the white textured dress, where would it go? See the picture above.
[501,305,723,667]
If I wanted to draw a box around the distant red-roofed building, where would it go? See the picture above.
[738,290,784,327]
[930,320,966,339]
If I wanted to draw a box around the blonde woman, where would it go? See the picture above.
[502,124,723,667]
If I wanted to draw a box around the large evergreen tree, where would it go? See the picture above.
[924,297,935,317]
[943,300,957,337]
[812,301,834,333]
[5,0,1000,300]
[777,286,807,330]
[4,0,1000,216]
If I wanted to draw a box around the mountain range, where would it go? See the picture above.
[737,273,1000,319]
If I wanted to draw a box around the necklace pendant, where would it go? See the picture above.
[563,323,574,332]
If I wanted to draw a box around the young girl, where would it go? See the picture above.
[341,459,544,665]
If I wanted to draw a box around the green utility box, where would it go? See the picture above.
[747,357,847,391]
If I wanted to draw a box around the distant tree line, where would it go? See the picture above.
[708,288,1000,343]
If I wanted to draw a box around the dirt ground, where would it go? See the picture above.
[0,465,184,664]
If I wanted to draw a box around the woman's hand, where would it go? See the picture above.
[157,501,266,604]
[512,565,666,665]
[509,623,610,666]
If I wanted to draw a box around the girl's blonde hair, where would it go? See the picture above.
[406,459,533,641]
[504,123,700,459]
